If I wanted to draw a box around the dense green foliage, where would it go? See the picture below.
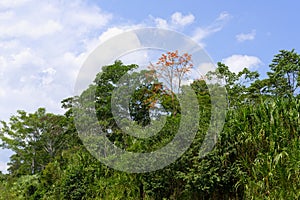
[0,50,299,199]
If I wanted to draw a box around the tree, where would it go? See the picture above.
[93,60,139,130]
[1,49,300,199]
[148,50,193,115]
[0,108,70,176]
[206,62,259,107]
[262,49,300,97]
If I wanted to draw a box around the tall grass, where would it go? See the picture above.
[228,98,300,199]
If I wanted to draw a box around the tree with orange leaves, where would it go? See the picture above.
[148,50,193,94]
[148,50,193,115]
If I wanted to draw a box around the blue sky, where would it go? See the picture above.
[0,0,300,173]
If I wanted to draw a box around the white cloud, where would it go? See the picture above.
[98,27,128,43]
[0,149,13,173]
[0,1,112,40]
[0,3,115,171]
[222,54,262,73]
[195,62,216,76]
[217,11,231,21]
[0,20,63,39]
[119,50,149,66]
[171,12,195,26]
[0,88,4,97]
[83,24,145,52]
[0,0,30,8]
[154,18,169,29]
[0,0,113,117]
[153,12,195,29]
[11,48,45,67]
[0,2,231,173]
[150,11,231,47]
[236,30,256,42]
[0,161,8,173]
[0,10,15,20]
[192,11,231,45]
[40,68,56,85]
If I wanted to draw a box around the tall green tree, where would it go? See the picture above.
[0,108,71,176]
[262,49,300,97]
[207,62,259,107]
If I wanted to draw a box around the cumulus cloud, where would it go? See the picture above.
[0,2,112,40]
[0,20,63,39]
[97,24,144,43]
[98,27,127,43]
[236,30,256,42]
[153,12,195,29]
[154,18,169,29]
[171,12,195,26]
[0,0,113,119]
[0,0,116,172]
[222,54,262,73]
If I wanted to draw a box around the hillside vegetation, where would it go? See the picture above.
[0,49,299,199]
